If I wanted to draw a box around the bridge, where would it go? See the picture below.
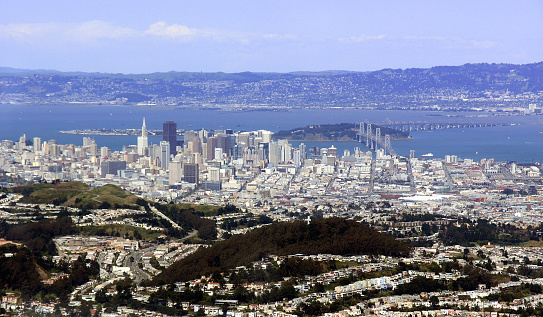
[356,119,515,157]
[375,121,509,132]
[357,122,398,157]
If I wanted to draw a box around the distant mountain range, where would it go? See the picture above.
[1,62,542,109]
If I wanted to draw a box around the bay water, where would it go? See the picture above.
[1,104,543,163]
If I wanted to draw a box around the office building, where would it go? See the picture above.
[214,147,223,160]
[160,141,170,170]
[163,121,177,155]
[100,147,110,158]
[206,136,218,161]
[208,167,220,182]
[83,137,93,147]
[18,134,26,150]
[101,161,127,178]
[299,143,307,159]
[184,163,199,184]
[169,160,183,185]
[33,137,42,153]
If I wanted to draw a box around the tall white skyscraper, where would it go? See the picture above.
[160,141,170,170]
[33,137,42,153]
[137,117,149,155]
[83,137,93,147]
[100,146,110,158]
[18,134,26,150]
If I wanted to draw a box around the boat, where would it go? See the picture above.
[422,153,434,157]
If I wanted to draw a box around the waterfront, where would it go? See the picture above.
[2,104,543,162]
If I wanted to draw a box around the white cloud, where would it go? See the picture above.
[0,21,138,43]
[67,20,139,41]
[339,34,387,42]
[0,22,58,38]
[144,22,196,38]
[262,33,296,40]
[404,35,447,41]
[0,20,296,45]
[404,36,497,49]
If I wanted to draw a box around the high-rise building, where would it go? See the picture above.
[327,145,337,157]
[100,146,110,158]
[206,136,218,161]
[48,139,60,156]
[83,137,93,147]
[269,142,280,165]
[89,140,98,156]
[169,160,183,185]
[184,163,199,184]
[299,143,307,159]
[214,147,223,160]
[281,143,292,163]
[18,134,26,150]
[163,121,177,155]
[258,142,269,162]
[33,137,42,153]
[160,141,170,170]
[137,117,149,155]
[292,149,302,166]
[258,130,273,143]
[208,167,220,182]
[100,161,127,178]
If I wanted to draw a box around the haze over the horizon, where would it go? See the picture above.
[1,1,542,74]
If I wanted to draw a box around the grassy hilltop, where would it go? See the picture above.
[8,181,140,209]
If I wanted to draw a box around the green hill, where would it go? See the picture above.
[154,217,411,284]
[9,181,140,209]
[272,123,409,141]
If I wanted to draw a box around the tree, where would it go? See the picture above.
[429,295,439,307]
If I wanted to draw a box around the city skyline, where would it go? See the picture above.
[1,1,542,73]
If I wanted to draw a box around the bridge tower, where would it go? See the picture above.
[375,128,381,150]
[385,134,391,156]
[366,123,372,149]
[358,122,364,143]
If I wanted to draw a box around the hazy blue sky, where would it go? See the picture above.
[1,1,541,73]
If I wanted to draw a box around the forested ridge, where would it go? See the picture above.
[155,217,411,283]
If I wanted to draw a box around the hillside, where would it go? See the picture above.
[272,123,409,141]
[8,181,140,209]
[1,62,542,108]
[154,217,411,284]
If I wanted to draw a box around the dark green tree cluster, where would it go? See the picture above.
[154,218,411,284]
[46,256,100,301]
[5,216,75,254]
[0,246,43,299]
[487,283,542,302]
[0,245,99,300]
[439,219,535,246]
[95,277,135,308]
[216,204,242,215]
[221,215,273,231]
[394,276,445,295]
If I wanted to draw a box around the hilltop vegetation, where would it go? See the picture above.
[154,217,411,283]
[7,181,140,209]
[2,216,75,254]
[273,123,409,141]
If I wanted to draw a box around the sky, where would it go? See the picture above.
[0,1,542,74]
